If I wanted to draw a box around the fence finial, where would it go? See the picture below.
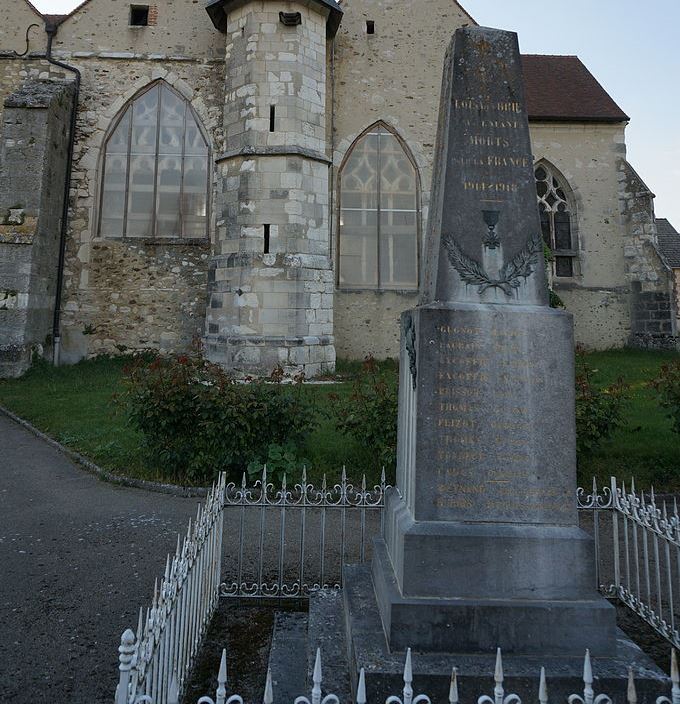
[216,648,227,704]
[312,648,323,704]
[264,667,274,704]
[539,667,548,704]
[357,668,367,704]
[168,672,179,704]
[449,667,459,704]
[403,648,414,704]
[115,629,136,704]
[582,649,594,704]
[627,667,637,704]
[136,607,144,645]
[670,649,680,704]
[494,648,503,684]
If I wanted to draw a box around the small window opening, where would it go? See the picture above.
[263,224,270,254]
[366,20,375,34]
[129,5,149,26]
[269,105,276,132]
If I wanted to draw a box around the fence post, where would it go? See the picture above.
[611,476,620,593]
[115,629,136,704]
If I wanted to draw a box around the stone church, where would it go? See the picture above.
[0,0,676,377]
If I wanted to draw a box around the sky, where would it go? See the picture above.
[31,0,680,227]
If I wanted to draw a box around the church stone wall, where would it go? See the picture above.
[53,57,224,362]
[331,0,473,360]
[618,160,676,348]
[0,81,74,376]
[51,0,224,59]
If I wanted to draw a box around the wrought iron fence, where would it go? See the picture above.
[577,477,680,649]
[113,473,680,704]
[115,474,226,704]
[218,468,388,598]
[150,643,680,704]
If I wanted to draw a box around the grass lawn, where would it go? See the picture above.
[1,350,680,491]
[0,356,387,486]
[577,349,680,491]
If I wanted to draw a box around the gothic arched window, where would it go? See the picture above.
[99,81,210,239]
[535,163,576,277]
[338,124,420,289]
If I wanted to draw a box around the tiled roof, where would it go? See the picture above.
[656,219,680,268]
[522,55,629,123]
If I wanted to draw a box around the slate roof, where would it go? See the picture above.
[206,0,343,37]
[656,219,680,268]
[522,55,629,123]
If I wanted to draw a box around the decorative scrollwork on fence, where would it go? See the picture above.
[219,467,389,599]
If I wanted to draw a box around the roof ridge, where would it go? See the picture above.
[522,53,580,59]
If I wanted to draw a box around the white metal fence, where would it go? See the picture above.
[115,474,226,704]
[577,477,680,649]
[150,644,680,704]
[113,474,680,704]
[218,468,388,598]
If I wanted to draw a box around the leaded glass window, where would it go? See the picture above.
[535,163,576,277]
[338,125,419,289]
[99,82,209,239]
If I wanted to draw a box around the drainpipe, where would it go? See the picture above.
[44,19,80,366]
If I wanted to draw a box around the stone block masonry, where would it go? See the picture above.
[0,80,75,377]
[205,1,336,376]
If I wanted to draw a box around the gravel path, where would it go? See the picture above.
[0,413,199,704]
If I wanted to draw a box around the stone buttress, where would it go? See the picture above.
[204,0,342,376]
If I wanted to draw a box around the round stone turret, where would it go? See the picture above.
[204,0,341,376]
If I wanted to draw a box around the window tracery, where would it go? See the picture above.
[338,124,419,290]
[535,163,577,277]
[99,81,209,239]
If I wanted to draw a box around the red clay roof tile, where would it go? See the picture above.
[522,54,629,122]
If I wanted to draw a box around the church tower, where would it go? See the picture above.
[204,0,342,376]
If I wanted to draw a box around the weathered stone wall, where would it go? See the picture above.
[51,0,224,59]
[206,2,335,376]
[618,160,676,347]
[331,0,474,360]
[528,122,632,349]
[0,81,74,376]
[53,58,224,362]
[0,0,44,57]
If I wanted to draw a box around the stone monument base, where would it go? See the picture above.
[373,537,616,656]
[338,566,670,704]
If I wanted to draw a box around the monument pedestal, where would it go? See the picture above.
[372,302,617,656]
[336,568,669,704]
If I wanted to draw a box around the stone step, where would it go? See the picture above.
[267,612,309,702]
[307,589,352,703]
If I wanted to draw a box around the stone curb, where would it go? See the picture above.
[0,404,211,498]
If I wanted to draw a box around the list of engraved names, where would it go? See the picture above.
[432,322,565,522]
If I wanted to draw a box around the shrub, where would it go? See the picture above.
[246,441,310,486]
[650,360,680,434]
[575,352,628,457]
[121,353,317,484]
[330,356,398,472]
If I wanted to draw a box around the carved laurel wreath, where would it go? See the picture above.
[402,313,417,391]
[444,233,543,296]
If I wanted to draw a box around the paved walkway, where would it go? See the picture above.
[0,413,198,704]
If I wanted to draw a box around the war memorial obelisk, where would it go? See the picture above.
[367,23,616,656]
[338,26,666,701]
